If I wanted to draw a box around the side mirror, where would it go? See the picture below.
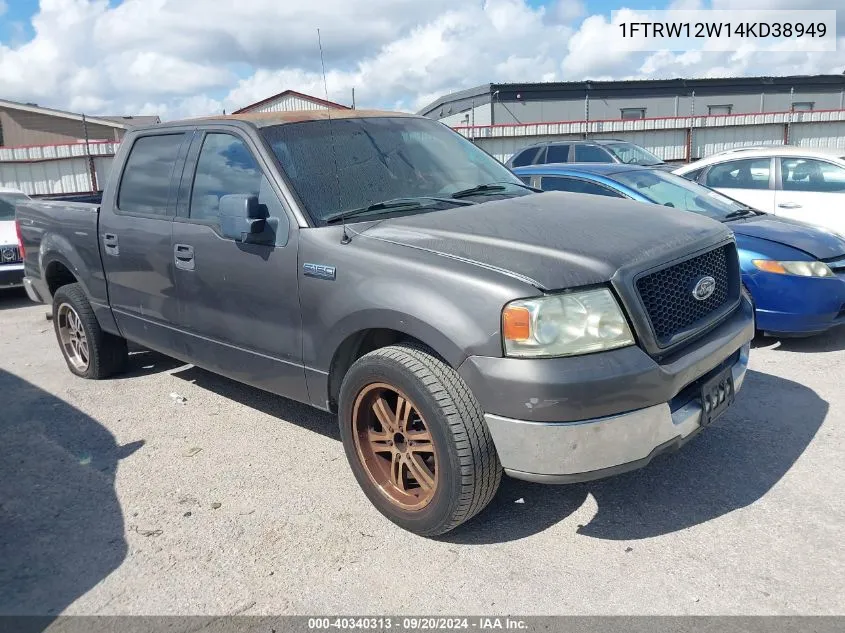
[219,194,268,242]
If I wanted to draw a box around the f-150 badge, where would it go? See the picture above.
[303,263,336,280]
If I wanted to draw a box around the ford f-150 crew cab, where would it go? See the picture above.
[16,110,755,536]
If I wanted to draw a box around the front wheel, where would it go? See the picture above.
[338,344,502,536]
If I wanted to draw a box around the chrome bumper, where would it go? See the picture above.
[485,342,750,484]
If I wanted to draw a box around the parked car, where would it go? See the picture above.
[673,146,845,236]
[514,163,845,337]
[506,139,674,170]
[15,110,754,535]
[1,187,30,290]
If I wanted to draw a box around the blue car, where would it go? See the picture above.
[513,163,845,337]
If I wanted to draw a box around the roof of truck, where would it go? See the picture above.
[171,109,419,128]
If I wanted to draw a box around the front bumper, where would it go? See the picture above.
[458,296,755,483]
[745,270,845,336]
[486,342,749,483]
[0,264,24,289]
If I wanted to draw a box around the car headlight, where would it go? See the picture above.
[752,260,834,278]
[502,287,635,358]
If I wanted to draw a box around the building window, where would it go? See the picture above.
[708,104,733,116]
[620,108,646,120]
[792,102,814,112]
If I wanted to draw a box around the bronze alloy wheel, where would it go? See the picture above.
[57,302,90,372]
[352,383,438,511]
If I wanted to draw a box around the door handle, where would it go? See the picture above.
[103,233,119,256]
[777,202,802,209]
[174,244,195,271]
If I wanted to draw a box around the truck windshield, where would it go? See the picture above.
[612,168,757,221]
[0,193,29,221]
[260,117,527,225]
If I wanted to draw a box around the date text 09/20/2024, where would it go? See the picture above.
[307,617,528,630]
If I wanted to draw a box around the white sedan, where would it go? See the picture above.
[673,146,845,236]
[1,187,30,289]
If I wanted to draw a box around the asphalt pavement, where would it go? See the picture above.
[1,288,843,616]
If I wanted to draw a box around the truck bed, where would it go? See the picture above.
[15,199,103,306]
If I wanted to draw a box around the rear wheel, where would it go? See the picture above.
[338,344,501,536]
[52,283,128,379]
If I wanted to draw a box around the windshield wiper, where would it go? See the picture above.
[324,196,473,225]
[723,208,761,220]
[450,181,540,199]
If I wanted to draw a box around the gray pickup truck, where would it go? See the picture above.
[15,110,755,536]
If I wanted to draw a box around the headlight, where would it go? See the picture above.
[752,260,834,278]
[502,287,635,358]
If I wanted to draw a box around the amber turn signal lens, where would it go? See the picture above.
[503,306,531,341]
[752,260,787,274]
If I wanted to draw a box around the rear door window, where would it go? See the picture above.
[573,145,614,163]
[704,158,772,190]
[118,134,186,215]
[545,144,571,163]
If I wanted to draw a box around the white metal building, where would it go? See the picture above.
[0,100,159,196]
[232,90,351,114]
[419,75,845,164]
[0,90,350,196]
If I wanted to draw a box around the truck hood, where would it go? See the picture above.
[729,215,845,260]
[0,220,17,247]
[359,192,731,290]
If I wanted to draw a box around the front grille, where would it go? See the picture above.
[1,246,22,265]
[636,244,737,346]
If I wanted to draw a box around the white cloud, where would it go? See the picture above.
[221,0,571,114]
[560,3,845,80]
[0,0,842,122]
[553,0,587,23]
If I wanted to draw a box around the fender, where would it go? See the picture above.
[39,236,96,300]
[310,277,507,372]
[303,278,512,411]
[39,232,121,336]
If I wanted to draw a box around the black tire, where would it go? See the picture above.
[52,283,128,379]
[338,343,502,536]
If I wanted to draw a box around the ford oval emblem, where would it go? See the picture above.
[692,275,717,301]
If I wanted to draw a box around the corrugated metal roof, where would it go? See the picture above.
[422,74,845,115]
[491,74,845,91]
[170,109,418,128]
[417,84,493,117]
[0,99,154,129]
[233,90,350,114]
[99,115,161,127]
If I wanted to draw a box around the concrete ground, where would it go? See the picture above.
[0,287,843,616]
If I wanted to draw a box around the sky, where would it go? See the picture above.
[0,0,843,120]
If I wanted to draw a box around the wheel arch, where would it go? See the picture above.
[323,317,465,413]
[38,233,95,302]
[44,258,80,297]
